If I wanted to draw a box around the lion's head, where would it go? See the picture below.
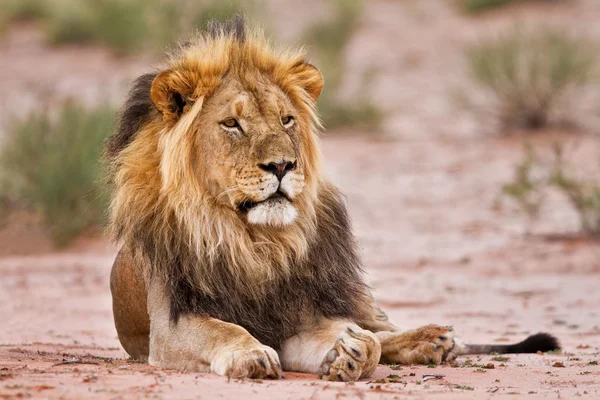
[106,17,328,291]
[151,28,324,228]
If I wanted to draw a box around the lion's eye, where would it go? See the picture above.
[281,115,294,128]
[221,118,242,132]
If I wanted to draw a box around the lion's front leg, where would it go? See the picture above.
[147,281,282,378]
[279,319,381,382]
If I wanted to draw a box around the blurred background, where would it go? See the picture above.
[0,0,599,398]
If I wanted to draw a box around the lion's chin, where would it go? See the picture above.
[246,198,298,227]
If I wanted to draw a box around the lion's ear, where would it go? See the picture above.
[150,69,196,123]
[293,63,324,103]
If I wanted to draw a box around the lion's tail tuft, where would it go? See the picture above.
[458,332,560,355]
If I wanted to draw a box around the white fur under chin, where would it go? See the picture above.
[247,200,298,227]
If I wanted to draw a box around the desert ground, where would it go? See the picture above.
[1,1,600,399]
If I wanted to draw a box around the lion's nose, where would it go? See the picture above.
[258,159,297,181]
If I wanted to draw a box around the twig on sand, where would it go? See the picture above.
[52,359,99,367]
[422,374,445,382]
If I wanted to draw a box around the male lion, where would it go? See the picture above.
[107,17,558,381]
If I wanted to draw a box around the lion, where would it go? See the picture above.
[106,17,559,381]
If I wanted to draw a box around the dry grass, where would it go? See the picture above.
[461,0,563,14]
[502,143,545,219]
[462,26,597,132]
[0,102,115,247]
[503,143,600,237]
[550,146,600,236]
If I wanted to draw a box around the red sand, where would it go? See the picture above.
[2,1,600,398]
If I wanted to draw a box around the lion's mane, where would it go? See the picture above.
[105,18,369,348]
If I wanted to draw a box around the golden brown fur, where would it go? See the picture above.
[107,17,559,381]
[107,15,374,356]
[109,24,323,296]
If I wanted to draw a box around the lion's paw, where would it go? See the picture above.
[377,324,457,365]
[211,345,283,379]
[318,327,381,382]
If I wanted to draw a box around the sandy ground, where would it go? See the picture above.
[2,1,600,399]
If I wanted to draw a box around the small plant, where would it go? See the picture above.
[455,385,474,390]
[463,26,597,131]
[502,142,545,219]
[551,146,600,235]
[503,143,600,238]
[46,0,152,54]
[386,363,402,370]
[462,0,513,13]
[0,101,115,247]
[461,0,560,14]
[1,0,49,22]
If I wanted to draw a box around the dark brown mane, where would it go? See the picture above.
[105,15,248,160]
[105,73,158,159]
[166,185,369,349]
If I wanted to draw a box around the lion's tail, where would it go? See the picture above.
[456,332,560,356]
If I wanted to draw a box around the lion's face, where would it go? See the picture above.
[194,74,306,227]
[110,29,324,235]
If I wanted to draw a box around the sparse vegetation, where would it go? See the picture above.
[463,26,597,131]
[551,146,600,235]
[503,144,600,237]
[502,143,545,220]
[0,102,115,247]
[2,0,49,21]
[386,363,403,370]
[461,0,561,14]
[455,385,474,390]
[462,0,512,13]
[304,0,383,131]
[0,0,248,55]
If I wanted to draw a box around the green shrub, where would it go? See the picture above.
[503,144,600,237]
[462,0,513,13]
[461,0,561,14]
[550,146,600,235]
[47,0,151,54]
[0,0,47,33]
[0,102,115,247]
[2,0,247,55]
[304,0,383,131]
[1,0,49,22]
[465,27,597,131]
[502,143,545,219]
